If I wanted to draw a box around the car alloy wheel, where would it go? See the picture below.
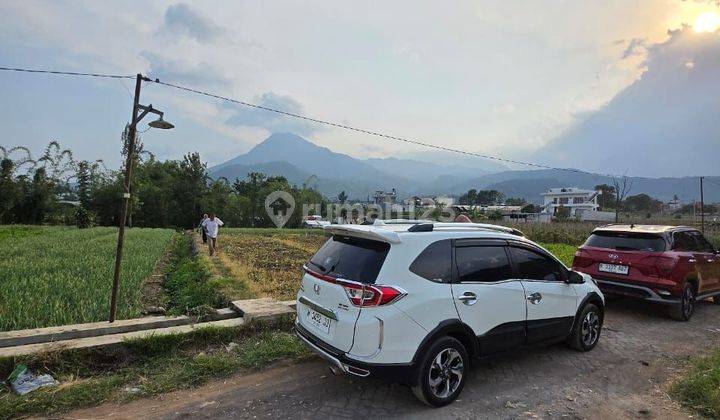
[682,285,695,319]
[428,348,464,399]
[581,311,600,347]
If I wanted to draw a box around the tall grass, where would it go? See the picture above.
[0,226,174,331]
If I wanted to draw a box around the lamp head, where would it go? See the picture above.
[148,117,174,130]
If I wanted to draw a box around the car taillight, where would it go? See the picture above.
[303,266,405,307]
[340,281,405,307]
[573,249,594,268]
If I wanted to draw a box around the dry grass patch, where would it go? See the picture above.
[213,230,327,301]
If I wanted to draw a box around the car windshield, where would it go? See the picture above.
[308,235,390,284]
[585,231,666,252]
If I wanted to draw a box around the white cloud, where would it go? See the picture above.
[0,0,718,173]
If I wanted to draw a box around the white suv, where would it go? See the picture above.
[295,222,604,407]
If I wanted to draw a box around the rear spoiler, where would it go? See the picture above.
[323,224,401,244]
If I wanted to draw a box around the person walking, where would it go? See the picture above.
[202,213,224,256]
[197,213,209,244]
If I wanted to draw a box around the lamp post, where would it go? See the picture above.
[109,73,173,323]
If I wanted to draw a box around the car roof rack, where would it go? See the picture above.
[372,219,433,226]
[407,222,525,237]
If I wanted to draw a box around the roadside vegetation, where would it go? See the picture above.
[0,318,309,418]
[672,348,720,418]
[0,226,173,331]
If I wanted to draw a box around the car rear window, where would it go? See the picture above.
[585,231,666,252]
[309,235,390,284]
[409,240,452,283]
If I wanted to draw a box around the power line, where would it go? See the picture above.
[0,66,714,180]
[0,66,134,79]
[704,177,720,188]
[150,79,604,177]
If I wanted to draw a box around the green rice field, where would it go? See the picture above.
[0,226,174,331]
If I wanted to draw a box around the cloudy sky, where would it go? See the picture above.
[1,0,719,177]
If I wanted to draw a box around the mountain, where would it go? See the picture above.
[212,133,381,179]
[363,157,495,180]
[210,161,312,186]
[209,133,720,202]
[209,133,500,198]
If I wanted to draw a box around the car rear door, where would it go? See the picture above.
[508,244,578,344]
[450,239,527,355]
[689,231,720,289]
[672,230,711,292]
[297,234,390,352]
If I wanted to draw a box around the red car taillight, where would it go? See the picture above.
[341,281,404,307]
[304,266,405,307]
[573,248,594,268]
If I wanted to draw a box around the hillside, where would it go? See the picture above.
[209,133,720,202]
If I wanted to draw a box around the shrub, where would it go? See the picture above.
[75,206,94,229]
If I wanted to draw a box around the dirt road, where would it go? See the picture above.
[64,298,720,419]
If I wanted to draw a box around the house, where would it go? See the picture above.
[373,189,397,205]
[541,187,600,218]
[434,196,455,208]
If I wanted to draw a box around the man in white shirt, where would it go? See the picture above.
[201,213,224,256]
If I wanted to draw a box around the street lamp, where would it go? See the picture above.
[109,74,173,323]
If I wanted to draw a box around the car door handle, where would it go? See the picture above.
[689,258,697,263]
[526,292,542,305]
[458,292,478,306]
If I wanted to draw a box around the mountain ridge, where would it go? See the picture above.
[209,133,720,202]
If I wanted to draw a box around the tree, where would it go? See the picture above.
[624,194,662,213]
[337,190,348,204]
[76,160,91,207]
[21,167,56,224]
[0,159,21,223]
[594,184,616,210]
[458,189,478,205]
[612,176,633,222]
[505,197,527,206]
[521,203,541,213]
[233,172,267,227]
[477,190,504,206]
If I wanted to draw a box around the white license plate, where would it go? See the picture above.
[306,308,331,334]
[599,263,629,275]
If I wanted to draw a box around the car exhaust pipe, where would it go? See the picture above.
[328,365,341,375]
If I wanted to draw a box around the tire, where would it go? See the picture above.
[566,303,602,351]
[411,336,468,407]
[669,283,696,321]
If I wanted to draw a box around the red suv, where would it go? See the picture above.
[572,225,719,321]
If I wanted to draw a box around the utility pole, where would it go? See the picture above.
[700,176,705,234]
[109,74,142,323]
[108,74,173,323]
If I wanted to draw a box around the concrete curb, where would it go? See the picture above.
[0,308,238,349]
[0,300,296,357]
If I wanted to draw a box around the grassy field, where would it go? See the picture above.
[0,226,174,331]
[672,347,720,417]
[211,228,326,301]
[207,228,579,301]
[0,319,309,418]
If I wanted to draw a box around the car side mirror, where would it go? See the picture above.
[566,271,585,284]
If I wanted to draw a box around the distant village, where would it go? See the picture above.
[318,186,716,225]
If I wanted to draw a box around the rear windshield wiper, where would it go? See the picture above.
[614,246,638,251]
[309,261,327,272]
